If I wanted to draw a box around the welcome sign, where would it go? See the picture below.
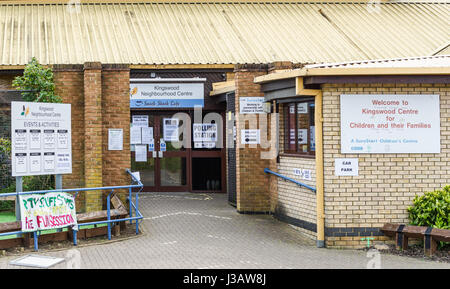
[340,94,440,153]
[19,192,78,232]
[130,82,204,108]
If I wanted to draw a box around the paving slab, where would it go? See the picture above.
[0,192,448,269]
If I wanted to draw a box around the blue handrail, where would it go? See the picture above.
[0,169,144,251]
[264,168,316,193]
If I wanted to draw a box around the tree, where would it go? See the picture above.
[12,57,62,103]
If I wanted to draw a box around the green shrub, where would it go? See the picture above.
[408,186,450,249]
[12,57,62,103]
[0,200,14,212]
[407,186,450,230]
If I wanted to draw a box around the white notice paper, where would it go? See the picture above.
[15,153,27,173]
[240,129,260,145]
[135,144,147,162]
[43,152,55,171]
[29,153,41,172]
[57,130,69,149]
[29,129,41,149]
[132,115,148,127]
[163,118,179,142]
[130,126,142,144]
[108,129,123,150]
[43,130,56,149]
[14,129,27,150]
[335,158,359,176]
[141,127,154,144]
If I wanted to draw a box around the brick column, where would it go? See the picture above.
[101,64,131,206]
[83,62,103,212]
[234,64,272,213]
[54,65,85,211]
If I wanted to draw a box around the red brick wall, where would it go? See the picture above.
[101,65,131,206]
[83,62,104,212]
[53,65,86,210]
[234,64,272,213]
[53,63,131,212]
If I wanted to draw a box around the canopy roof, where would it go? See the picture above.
[0,1,448,66]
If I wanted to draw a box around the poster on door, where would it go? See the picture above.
[340,94,440,153]
[11,102,72,176]
[163,118,179,142]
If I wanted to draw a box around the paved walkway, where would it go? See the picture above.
[1,192,449,269]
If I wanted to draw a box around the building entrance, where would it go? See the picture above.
[130,111,225,193]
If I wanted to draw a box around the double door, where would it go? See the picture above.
[131,113,189,192]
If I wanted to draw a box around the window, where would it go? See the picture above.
[284,100,315,156]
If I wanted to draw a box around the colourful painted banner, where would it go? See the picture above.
[19,192,78,232]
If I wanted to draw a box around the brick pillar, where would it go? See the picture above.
[83,62,103,212]
[54,65,85,211]
[101,64,131,206]
[234,64,272,213]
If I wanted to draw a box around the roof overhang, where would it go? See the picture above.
[254,66,450,84]
[210,80,235,97]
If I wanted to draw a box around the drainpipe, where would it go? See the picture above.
[314,91,325,248]
[296,77,325,248]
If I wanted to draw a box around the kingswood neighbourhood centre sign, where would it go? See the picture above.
[130,82,204,108]
[340,94,440,153]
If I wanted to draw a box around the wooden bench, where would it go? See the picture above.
[0,193,129,249]
[381,223,450,256]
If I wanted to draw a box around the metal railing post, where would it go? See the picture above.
[33,231,38,251]
[129,187,133,225]
[73,229,78,246]
[0,169,143,252]
[135,192,139,235]
[107,191,112,240]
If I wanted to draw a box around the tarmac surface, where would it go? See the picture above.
[1,192,449,269]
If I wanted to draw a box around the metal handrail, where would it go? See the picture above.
[264,168,316,193]
[0,169,144,251]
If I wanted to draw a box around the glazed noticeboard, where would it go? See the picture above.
[11,101,72,177]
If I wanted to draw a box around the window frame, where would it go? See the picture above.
[283,99,316,157]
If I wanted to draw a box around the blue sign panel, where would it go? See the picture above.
[130,82,204,108]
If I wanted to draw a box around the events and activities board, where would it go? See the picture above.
[340,94,440,154]
[19,192,77,232]
[130,82,204,108]
[11,102,72,176]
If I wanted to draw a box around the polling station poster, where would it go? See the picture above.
[19,192,78,232]
[11,101,72,176]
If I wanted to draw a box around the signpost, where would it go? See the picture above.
[11,101,72,220]
[11,101,72,176]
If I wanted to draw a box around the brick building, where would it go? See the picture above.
[0,1,449,248]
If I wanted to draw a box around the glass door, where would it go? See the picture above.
[131,114,156,189]
[155,114,189,191]
[131,113,189,192]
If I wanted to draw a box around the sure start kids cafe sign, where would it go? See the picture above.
[340,94,440,154]
[19,192,77,232]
